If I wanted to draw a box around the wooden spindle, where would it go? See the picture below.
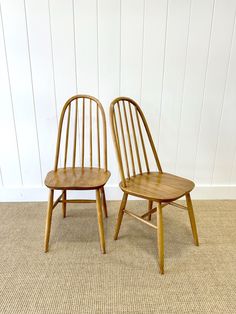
[135,108,149,173]
[97,104,101,168]
[72,99,78,167]
[129,103,142,174]
[90,99,93,168]
[64,104,71,168]
[117,102,130,178]
[82,98,85,167]
[113,105,126,185]
[122,101,136,176]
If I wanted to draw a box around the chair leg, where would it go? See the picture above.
[114,192,128,240]
[157,202,164,274]
[185,193,199,246]
[44,189,54,253]
[148,200,153,221]
[62,190,66,218]
[101,187,108,218]
[96,189,106,254]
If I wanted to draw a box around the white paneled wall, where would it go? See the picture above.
[0,0,236,201]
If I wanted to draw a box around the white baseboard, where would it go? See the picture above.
[1,184,236,202]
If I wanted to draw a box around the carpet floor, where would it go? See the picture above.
[0,199,235,313]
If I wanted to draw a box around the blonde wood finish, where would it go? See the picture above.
[44,95,110,253]
[64,104,71,168]
[148,200,153,221]
[123,101,136,177]
[120,172,194,202]
[44,190,54,252]
[186,193,199,246]
[110,96,199,273]
[141,206,157,219]
[157,202,164,275]
[101,187,108,218]
[124,209,157,229]
[96,189,106,254]
[62,190,66,218]
[45,167,110,190]
[59,199,96,204]
[52,192,63,211]
[114,192,128,240]
[169,201,188,210]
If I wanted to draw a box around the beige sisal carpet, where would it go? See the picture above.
[0,199,235,313]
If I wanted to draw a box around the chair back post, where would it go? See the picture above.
[110,103,126,186]
[96,98,108,172]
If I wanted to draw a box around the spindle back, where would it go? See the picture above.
[110,97,162,186]
[54,95,107,171]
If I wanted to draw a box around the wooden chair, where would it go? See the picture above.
[44,95,110,254]
[110,97,199,274]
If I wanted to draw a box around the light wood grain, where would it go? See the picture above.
[44,189,54,253]
[101,187,108,218]
[114,192,128,240]
[120,172,194,202]
[157,202,164,274]
[44,95,110,253]
[186,193,199,246]
[110,96,199,274]
[96,189,106,254]
[148,200,153,221]
[45,167,110,190]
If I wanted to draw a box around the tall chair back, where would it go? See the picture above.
[54,95,107,171]
[110,97,162,186]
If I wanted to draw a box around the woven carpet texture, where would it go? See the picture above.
[0,200,235,313]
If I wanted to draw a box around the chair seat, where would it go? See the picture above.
[45,167,111,190]
[120,172,194,202]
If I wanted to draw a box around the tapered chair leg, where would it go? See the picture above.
[44,189,54,253]
[114,192,128,240]
[148,200,153,221]
[62,190,66,218]
[101,187,108,218]
[186,193,199,246]
[96,189,106,254]
[157,202,164,274]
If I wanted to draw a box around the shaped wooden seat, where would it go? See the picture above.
[45,167,110,190]
[44,95,110,254]
[120,172,194,202]
[110,96,199,274]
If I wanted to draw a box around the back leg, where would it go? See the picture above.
[62,190,66,218]
[101,187,108,218]
[44,189,54,252]
[114,193,128,240]
[185,193,199,246]
[148,200,153,221]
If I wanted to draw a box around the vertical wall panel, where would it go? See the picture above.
[0,5,22,186]
[1,0,236,200]
[158,0,191,174]
[141,0,167,156]
[194,0,236,184]
[1,0,41,186]
[49,0,77,114]
[213,19,236,184]
[98,0,120,184]
[74,0,98,96]
[120,0,144,99]
[24,0,58,177]
[176,0,214,180]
